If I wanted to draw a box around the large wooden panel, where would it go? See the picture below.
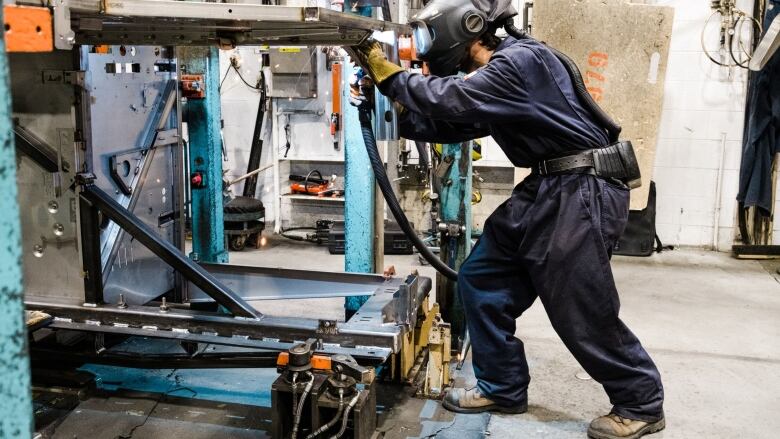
[533,0,674,209]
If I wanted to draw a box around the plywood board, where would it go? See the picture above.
[532,0,674,209]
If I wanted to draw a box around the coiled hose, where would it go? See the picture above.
[359,108,458,281]
[503,20,622,143]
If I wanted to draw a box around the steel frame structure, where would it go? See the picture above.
[17,0,424,364]
[15,0,411,49]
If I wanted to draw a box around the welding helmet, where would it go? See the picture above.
[411,0,517,76]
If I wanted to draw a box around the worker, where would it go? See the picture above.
[348,1,665,438]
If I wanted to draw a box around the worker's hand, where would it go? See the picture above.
[383,265,396,280]
[349,69,375,111]
[347,40,404,85]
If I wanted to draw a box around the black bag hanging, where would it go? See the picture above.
[613,181,667,257]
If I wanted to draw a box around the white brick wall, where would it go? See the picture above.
[650,0,754,250]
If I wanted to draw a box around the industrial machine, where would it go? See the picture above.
[8,1,450,436]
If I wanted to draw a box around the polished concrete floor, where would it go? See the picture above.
[41,238,780,438]
[234,239,780,439]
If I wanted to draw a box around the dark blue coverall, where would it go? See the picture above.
[379,36,665,422]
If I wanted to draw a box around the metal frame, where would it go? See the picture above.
[33,178,431,362]
[15,0,429,365]
[17,0,411,48]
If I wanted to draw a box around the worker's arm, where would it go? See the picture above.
[398,108,489,143]
[379,47,532,124]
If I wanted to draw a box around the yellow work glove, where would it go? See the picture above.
[348,41,404,86]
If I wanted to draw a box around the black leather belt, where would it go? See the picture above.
[535,150,596,176]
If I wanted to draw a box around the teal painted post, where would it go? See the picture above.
[182,47,228,264]
[343,63,375,314]
[437,142,472,339]
[0,15,33,438]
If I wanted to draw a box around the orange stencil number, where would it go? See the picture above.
[584,51,609,102]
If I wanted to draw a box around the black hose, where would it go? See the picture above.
[359,108,458,281]
[305,391,345,439]
[504,20,622,143]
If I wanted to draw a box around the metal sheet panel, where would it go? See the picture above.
[10,51,84,303]
[188,264,391,302]
[532,0,674,209]
[81,45,179,305]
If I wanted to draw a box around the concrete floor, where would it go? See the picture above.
[234,239,780,438]
[40,238,780,438]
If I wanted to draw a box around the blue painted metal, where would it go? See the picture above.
[81,364,276,407]
[437,142,472,338]
[183,47,228,264]
[343,62,375,313]
[0,17,33,438]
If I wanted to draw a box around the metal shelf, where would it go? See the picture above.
[282,193,345,203]
[39,0,411,48]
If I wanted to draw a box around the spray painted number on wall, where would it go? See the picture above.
[585,51,609,103]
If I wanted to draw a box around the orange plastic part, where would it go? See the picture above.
[3,5,53,53]
[331,62,342,114]
[276,352,333,371]
[181,74,206,99]
[398,36,417,61]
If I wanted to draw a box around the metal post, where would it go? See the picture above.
[436,142,472,341]
[343,62,375,316]
[0,12,33,436]
[181,47,228,264]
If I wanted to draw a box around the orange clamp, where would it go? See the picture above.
[277,352,333,371]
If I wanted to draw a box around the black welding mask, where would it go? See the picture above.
[411,0,517,76]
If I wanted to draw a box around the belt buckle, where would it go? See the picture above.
[538,160,548,175]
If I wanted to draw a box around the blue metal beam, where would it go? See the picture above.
[437,142,472,338]
[343,63,375,314]
[182,47,228,264]
[0,17,33,437]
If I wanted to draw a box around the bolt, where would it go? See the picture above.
[117,294,127,309]
[160,297,169,313]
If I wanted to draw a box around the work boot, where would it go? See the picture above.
[441,387,527,414]
[587,413,666,439]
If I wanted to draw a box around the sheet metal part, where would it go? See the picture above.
[189,263,401,302]
[32,0,411,47]
[80,182,259,319]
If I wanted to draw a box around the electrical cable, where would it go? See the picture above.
[305,390,345,439]
[358,107,458,281]
[329,392,360,439]
[219,63,262,93]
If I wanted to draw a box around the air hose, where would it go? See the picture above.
[358,108,459,281]
[503,20,623,143]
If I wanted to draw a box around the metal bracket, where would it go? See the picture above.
[42,69,85,87]
[317,319,338,336]
[51,0,76,50]
[438,222,465,238]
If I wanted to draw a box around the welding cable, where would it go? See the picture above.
[305,390,345,439]
[503,20,622,143]
[358,108,458,281]
[291,372,315,439]
[329,392,361,439]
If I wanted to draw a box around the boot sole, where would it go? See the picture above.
[441,399,527,415]
[587,418,666,439]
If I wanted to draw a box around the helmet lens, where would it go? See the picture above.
[412,22,434,58]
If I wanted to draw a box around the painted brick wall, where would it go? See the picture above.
[650,0,754,250]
